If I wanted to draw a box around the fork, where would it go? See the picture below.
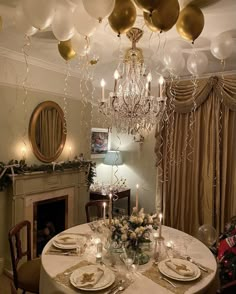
[160,276,177,288]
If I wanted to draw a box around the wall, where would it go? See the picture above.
[91,106,159,215]
[0,57,92,268]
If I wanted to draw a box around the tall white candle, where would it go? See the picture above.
[108,193,112,226]
[158,213,163,238]
[101,79,105,102]
[103,202,106,221]
[159,76,164,99]
[136,184,139,211]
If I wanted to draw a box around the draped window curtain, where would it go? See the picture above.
[155,74,236,236]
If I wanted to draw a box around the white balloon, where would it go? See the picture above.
[187,51,208,76]
[52,2,75,41]
[82,0,115,22]
[71,32,88,55]
[22,0,56,30]
[163,46,185,75]
[171,57,185,76]
[15,2,38,36]
[210,32,234,60]
[73,0,98,37]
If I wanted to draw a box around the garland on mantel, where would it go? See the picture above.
[0,159,96,191]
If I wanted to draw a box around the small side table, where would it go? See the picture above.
[90,188,131,216]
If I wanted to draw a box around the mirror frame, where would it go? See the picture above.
[29,101,67,163]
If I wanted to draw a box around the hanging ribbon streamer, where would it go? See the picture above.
[187,73,198,162]
[0,163,20,183]
[21,34,31,148]
[63,62,70,135]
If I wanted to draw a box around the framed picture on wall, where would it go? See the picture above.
[91,128,109,158]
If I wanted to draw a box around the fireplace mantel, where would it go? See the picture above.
[8,169,88,224]
[5,169,89,268]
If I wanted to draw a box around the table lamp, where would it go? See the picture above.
[103,150,123,185]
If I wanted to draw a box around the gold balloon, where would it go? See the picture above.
[176,5,204,42]
[144,0,180,32]
[108,0,136,36]
[58,40,76,61]
[133,0,159,14]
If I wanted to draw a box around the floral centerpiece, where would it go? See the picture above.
[110,208,158,264]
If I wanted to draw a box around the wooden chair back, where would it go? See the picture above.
[8,220,32,289]
[85,200,109,223]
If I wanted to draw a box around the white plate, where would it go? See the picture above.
[70,265,115,291]
[52,234,86,250]
[158,258,201,281]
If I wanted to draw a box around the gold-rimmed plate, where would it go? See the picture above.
[158,258,201,281]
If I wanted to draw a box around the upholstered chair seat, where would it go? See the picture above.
[17,258,41,293]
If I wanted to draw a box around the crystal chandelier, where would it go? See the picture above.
[99,27,166,135]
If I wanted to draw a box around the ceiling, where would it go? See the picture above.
[0,0,235,90]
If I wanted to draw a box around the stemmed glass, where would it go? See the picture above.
[122,248,137,282]
[182,235,193,256]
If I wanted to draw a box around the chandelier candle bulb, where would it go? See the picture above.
[158,213,163,238]
[136,184,139,210]
[108,193,112,226]
[114,70,119,94]
[101,79,106,102]
[147,73,152,97]
[159,76,164,99]
[103,202,106,221]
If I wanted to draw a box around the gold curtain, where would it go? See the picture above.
[155,74,236,236]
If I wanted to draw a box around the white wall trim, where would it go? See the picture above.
[0,46,81,78]
[0,80,99,106]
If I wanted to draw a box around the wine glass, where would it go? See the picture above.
[122,249,137,281]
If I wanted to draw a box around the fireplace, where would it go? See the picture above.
[33,195,68,257]
[6,170,89,269]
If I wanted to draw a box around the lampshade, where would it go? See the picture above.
[104,150,123,166]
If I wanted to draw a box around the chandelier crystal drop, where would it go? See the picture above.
[99,27,166,135]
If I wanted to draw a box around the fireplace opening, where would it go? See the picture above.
[33,195,68,257]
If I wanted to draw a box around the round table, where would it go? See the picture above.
[40,224,217,294]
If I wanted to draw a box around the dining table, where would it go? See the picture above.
[39,223,217,294]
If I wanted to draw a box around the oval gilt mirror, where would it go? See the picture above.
[29,101,66,163]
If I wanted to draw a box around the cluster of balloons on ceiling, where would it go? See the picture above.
[4,0,235,76]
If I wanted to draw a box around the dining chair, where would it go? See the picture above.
[85,200,109,223]
[10,281,17,294]
[8,220,41,293]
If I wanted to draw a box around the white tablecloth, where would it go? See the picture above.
[39,224,217,294]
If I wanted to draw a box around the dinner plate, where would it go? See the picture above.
[70,265,115,291]
[158,258,201,281]
[52,234,86,250]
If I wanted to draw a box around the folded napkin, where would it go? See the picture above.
[165,260,194,277]
[55,236,77,246]
[75,267,104,288]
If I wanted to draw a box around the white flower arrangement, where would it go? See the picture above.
[110,208,158,250]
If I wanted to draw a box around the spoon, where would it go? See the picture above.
[186,256,208,272]
[113,286,125,294]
